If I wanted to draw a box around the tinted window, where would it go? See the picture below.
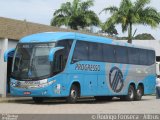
[103,44,115,62]
[139,49,148,65]
[53,40,73,74]
[52,50,65,74]
[128,48,139,64]
[116,46,128,63]
[148,50,155,65]
[89,42,103,61]
[56,40,73,59]
[72,41,88,62]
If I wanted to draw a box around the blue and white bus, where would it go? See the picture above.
[4,32,156,103]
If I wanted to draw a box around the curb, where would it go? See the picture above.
[0,97,32,103]
[0,98,15,103]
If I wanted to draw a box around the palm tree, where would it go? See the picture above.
[101,24,118,36]
[51,0,99,30]
[100,0,160,43]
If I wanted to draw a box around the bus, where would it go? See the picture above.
[4,32,156,103]
[156,62,160,75]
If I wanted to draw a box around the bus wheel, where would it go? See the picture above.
[67,85,79,103]
[135,86,143,101]
[32,97,44,103]
[125,85,135,101]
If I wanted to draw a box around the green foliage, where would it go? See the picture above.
[51,0,100,30]
[100,0,160,43]
[102,24,118,36]
[116,33,155,40]
[134,33,155,40]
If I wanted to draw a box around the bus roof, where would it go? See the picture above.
[20,32,75,43]
[20,32,113,43]
[19,32,154,50]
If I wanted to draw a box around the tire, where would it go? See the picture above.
[32,97,44,103]
[66,85,79,103]
[124,85,135,101]
[135,86,143,101]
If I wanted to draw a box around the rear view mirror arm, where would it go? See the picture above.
[4,48,16,62]
[49,47,64,62]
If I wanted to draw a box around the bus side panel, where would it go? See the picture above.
[83,74,97,96]
[51,73,98,97]
[103,63,131,96]
[65,73,84,96]
[67,61,105,96]
[139,64,156,95]
[65,73,97,97]
[97,75,109,95]
[143,75,156,95]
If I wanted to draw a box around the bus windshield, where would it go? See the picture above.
[11,43,55,80]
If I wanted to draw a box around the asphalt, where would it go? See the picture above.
[0,96,159,114]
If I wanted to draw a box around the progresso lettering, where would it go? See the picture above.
[75,64,100,71]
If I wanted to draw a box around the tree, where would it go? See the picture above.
[102,24,118,36]
[100,0,160,43]
[134,33,155,40]
[116,33,155,40]
[51,0,100,30]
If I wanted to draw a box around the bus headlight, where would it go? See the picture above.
[10,82,16,87]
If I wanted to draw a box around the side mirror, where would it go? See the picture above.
[4,48,16,62]
[48,47,64,62]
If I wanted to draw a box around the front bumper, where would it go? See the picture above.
[10,79,67,97]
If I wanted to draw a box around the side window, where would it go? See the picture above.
[56,40,73,58]
[72,41,88,62]
[139,49,148,65]
[115,46,128,64]
[128,48,139,64]
[148,50,155,65]
[52,40,73,74]
[52,49,65,74]
[88,42,103,61]
[103,44,115,62]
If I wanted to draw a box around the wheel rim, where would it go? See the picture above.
[129,88,134,99]
[137,89,142,97]
[71,89,77,99]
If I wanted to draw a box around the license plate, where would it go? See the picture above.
[24,91,31,95]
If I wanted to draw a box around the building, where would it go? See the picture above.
[0,17,160,97]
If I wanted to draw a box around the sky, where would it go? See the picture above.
[0,0,160,39]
